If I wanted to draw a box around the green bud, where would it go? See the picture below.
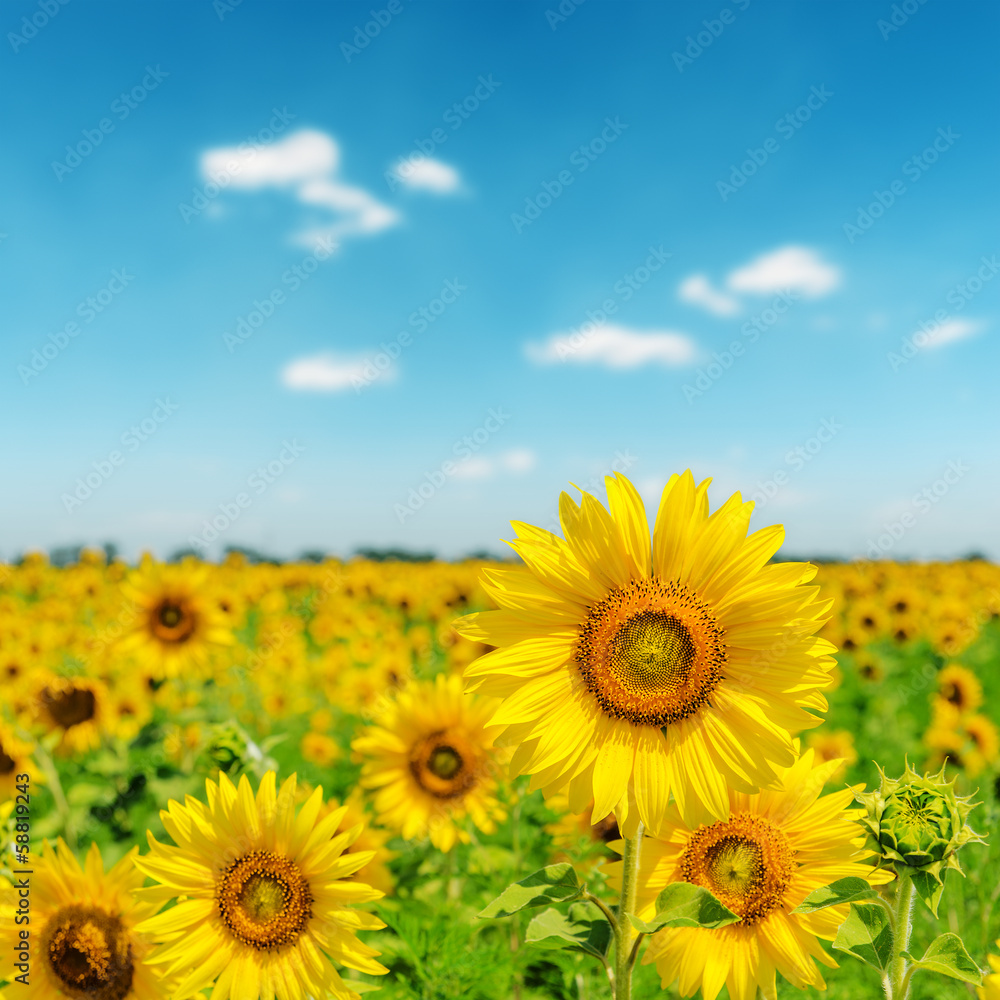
[855,761,986,914]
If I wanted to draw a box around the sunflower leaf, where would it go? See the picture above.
[525,903,612,959]
[832,901,894,972]
[628,882,740,933]
[478,864,582,918]
[791,877,883,914]
[902,932,983,986]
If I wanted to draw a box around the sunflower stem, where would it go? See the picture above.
[34,743,76,852]
[885,869,915,1000]
[613,822,643,1000]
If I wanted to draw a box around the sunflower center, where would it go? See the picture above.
[428,746,463,780]
[44,905,134,1000]
[149,599,197,644]
[217,851,313,951]
[0,743,15,774]
[576,578,726,727]
[410,731,477,799]
[610,610,695,696]
[680,813,794,925]
[43,687,97,728]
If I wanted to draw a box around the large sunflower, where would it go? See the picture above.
[0,839,168,1000]
[454,471,836,830]
[117,560,234,678]
[351,673,506,851]
[133,770,386,1000]
[615,748,891,1000]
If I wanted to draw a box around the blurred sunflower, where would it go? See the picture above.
[134,771,386,1000]
[0,839,167,1000]
[352,673,506,851]
[805,728,858,782]
[27,672,109,755]
[963,714,1000,776]
[0,721,34,799]
[544,791,621,871]
[455,471,837,831]
[937,663,983,713]
[312,787,397,897]
[979,939,1000,1000]
[615,748,890,1000]
[117,561,234,678]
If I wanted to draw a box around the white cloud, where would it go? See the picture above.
[392,156,461,193]
[202,130,338,188]
[281,352,394,392]
[678,274,740,316]
[200,129,398,248]
[453,449,538,480]
[726,245,840,297]
[526,324,697,369]
[917,317,982,349]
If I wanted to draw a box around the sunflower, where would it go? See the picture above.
[979,939,1000,1000]
[311,787,397,897]
[351,673,506,851]
[0,839,168,1000]
[544,791,621,871]
[937,663,983,713]
[133,770,386,1000]
[455,471,837,831]
[26,672,109,756]
[614,748,890,1000]
[805,728,858,782]
[0,721,34,800]
[117,560,234,678]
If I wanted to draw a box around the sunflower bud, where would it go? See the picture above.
[855,761,986,914]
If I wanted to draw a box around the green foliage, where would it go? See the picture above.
[525,903,612,959]
[833,902,895,973]
[479,864,583,919]
[792,877,885,914]
[902,932,983,986]
[628,882,740,932]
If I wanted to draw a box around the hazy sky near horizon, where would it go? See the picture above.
[2,0,998,562]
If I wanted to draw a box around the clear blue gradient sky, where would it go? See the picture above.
[2,0,997,561]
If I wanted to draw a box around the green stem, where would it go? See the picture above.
[614,822,644,1000]
[886,869,915,1000]
[583,890,619,932]
[34,744,76,852]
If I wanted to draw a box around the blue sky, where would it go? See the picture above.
[2,0,998,561]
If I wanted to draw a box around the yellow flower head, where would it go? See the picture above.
[133,770,386,1000]
[0,839,168,1000]
[456,471,837,831]
[352,673,507,851]
[805,728,858,782]
[937,663,983,714]
[117,560,234,679]
[612,748,890,1000]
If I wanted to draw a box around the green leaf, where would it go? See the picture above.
[832,902,894,972]
[478,864,582,919]
[628,882,740,933]
[902,932,983,986]
[909,868,947,917]
[791,877,883,914]
[525,903,612,959]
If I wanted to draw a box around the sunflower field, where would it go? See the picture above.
[2,475,999,1000]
